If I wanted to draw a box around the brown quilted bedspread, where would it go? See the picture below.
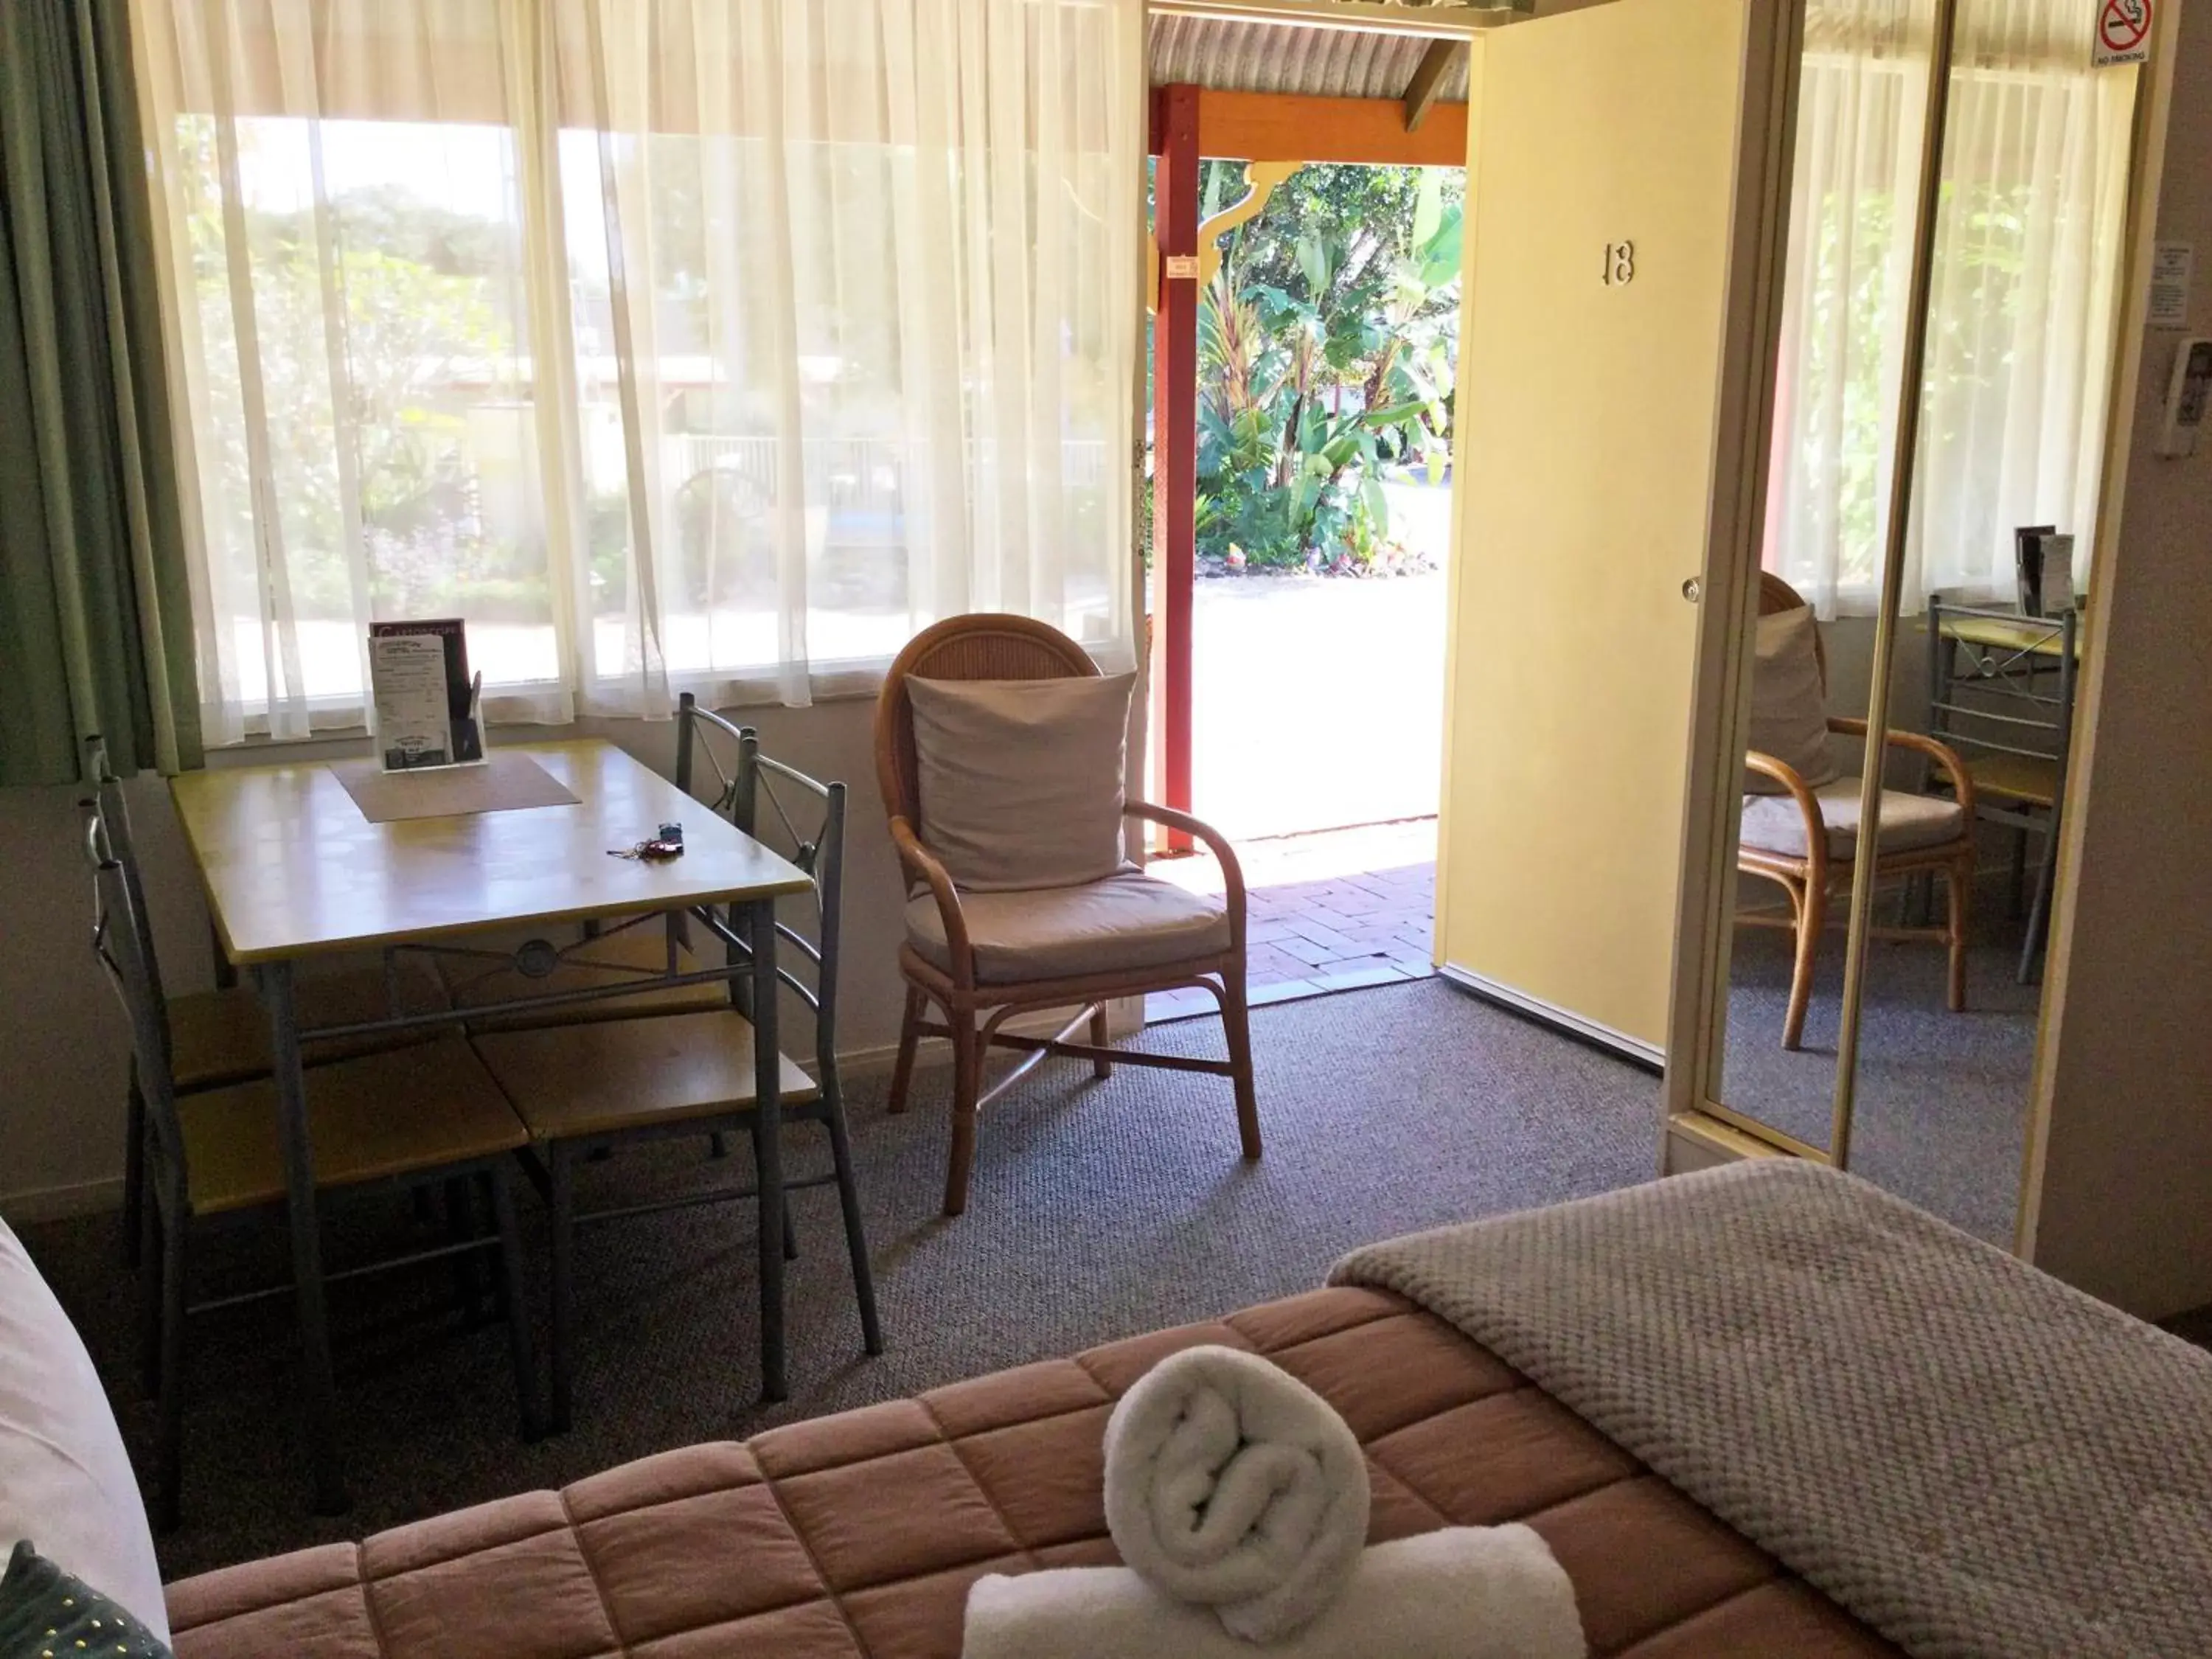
[165,1288,1902,1658]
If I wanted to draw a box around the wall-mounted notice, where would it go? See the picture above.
[2093,0,2152,66]
[2150,243,2194,330]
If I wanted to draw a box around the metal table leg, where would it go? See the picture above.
[2020,617,2078,986]
[747,897,787,1402]
[259,960,349,1514]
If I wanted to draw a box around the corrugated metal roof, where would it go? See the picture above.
[1148,14,1477,101]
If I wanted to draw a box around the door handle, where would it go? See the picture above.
[1681,577,1703,603]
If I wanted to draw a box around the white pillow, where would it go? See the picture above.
[908,672,1135,892]
[0,1216,168,1644]
[1743,606,1838,796]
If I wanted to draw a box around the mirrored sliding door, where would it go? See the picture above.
[1697,0,2138,1247]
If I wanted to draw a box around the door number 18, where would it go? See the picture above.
[1601,240,1636,286]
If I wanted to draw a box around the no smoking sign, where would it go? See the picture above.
[2094,0,2152,66]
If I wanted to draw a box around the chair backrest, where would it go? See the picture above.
[872,613,1099,833]
[1758,571,1826,693]
[81,736,177,1024]
[675,695,846,1078]
[78,797,188,1206]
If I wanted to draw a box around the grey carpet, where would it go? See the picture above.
[21,977,1664,1582]
[1719,901,2042,1245]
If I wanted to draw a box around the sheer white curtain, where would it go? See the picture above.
[129,0,1141,742]
[1764,0,2134,618]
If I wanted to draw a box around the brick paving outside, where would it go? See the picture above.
[1145,818,1437,1023]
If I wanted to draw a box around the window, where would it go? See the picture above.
[1765,0,2133,616]
[132,0,1142,742]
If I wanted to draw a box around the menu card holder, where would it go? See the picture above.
[368,619,484,771]
[2013,525,2056,616]
[2012,526,2078,619]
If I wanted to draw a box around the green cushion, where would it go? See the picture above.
[0,1542,170,1659]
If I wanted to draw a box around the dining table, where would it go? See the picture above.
[1919,600,2083,981]
[168,738,813,1514]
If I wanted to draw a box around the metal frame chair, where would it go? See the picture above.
[82,738,451,1276]
[83,739,453,1274]
[873,613,1261,1216]
[469,701,880,1431]
[1739,574,1979,1050]
[80,796,538,1529]
[1923,594,2079,983]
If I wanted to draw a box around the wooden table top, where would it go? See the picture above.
[1925,613,2079,657]
[171,740,813,965]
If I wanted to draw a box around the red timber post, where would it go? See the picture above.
[1152,84,1200,850]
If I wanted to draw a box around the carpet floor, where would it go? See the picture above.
[1719,897,2042,1246]
[21,975,1664,1582]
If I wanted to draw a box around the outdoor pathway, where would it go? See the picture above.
[1147,818,1436,1023]
[1187,567,1449,841]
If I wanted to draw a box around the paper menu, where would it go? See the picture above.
[370,633,454,769]
[368,617,481,771]
[2037,535,2076,616]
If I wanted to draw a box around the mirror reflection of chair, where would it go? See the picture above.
[1924,594,2079,984]
[1738,575,1979,1050]
[79,795,539,1530]
[874,614,1261,1216]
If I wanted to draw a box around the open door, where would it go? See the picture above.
[1434,0,1795,1067]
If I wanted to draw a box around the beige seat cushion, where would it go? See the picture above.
[1740,778,1966,860]
[905,871,1230,984]
[1744,605,1838,795]
[907,673,1135,891]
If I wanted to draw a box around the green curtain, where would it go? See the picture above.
[0,0,201,786]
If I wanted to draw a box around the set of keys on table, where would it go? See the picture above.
[609,821,686,861]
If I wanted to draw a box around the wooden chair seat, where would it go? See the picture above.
[169,960,452,1091]
[471,1010,819,1142]
[179,1038,527,1217]
[442,928,732,1034]
[1964,751,2059,809]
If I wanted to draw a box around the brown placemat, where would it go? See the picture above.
[332,752,580,824]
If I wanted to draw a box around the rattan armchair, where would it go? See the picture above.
[874,614,1260,1215]
[1740,574,1978,1050]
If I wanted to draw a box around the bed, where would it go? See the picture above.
[136,1161,2212,1658]
[165,1283,1894,1658]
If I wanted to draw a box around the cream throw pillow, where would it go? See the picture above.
[908,672,1135,891]
[1744,605,1837,796]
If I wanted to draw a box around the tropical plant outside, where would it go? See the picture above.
[1194,161,1464,573]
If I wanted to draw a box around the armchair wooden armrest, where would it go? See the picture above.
[888,815,975,990]
[1126,800,1246,946]
[1825,719,1978,822]
[1743,751,1831,883]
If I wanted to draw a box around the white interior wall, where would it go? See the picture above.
[2022,0,2212,1320]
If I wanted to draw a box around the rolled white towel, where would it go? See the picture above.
[1102,1343,1369,1642]
[962,1526,1587,1659]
